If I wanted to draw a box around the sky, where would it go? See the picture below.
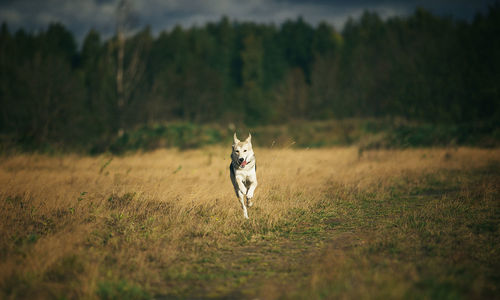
[0,0,497,42]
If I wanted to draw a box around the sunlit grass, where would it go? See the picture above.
[0,147,498,299]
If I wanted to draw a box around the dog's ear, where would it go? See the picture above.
[233,132,240,144]
[245,133,252,143]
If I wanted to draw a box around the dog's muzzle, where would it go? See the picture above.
[238,157,247,167]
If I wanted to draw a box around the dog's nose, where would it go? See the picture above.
[238,158,244,163]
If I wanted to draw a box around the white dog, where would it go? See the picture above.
[230,133,258,219]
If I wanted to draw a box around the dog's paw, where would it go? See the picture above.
[247,198,254,207]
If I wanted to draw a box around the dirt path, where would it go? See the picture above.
[155,211,360,299]
[155,164,500,299]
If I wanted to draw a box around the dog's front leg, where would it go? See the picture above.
[246,179,258,207]
[236,179,249,219]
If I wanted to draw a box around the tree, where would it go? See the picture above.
[114,0,148,131]
[279,17,314,81]
[239,32,269,124]
[310,55,339,119]
[9,53,84,146]
[81,29,117,141]
[274,68,309,121]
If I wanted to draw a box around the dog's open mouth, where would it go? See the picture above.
[240,160,247,167]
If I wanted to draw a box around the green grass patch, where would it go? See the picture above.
[97,280,150,300]
[283,165,500,299]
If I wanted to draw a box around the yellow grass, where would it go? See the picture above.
[0,147,498,299]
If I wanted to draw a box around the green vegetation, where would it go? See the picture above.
[0,2,499,297]
[76,119,500,153]
[97,280,150,300]
[1,5,499,152]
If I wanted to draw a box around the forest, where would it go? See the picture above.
[0,5,499,152]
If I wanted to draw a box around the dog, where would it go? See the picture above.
[230,132,258,219]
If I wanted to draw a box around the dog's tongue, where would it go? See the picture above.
[241,160,247,167]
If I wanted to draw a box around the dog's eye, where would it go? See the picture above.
[244,150,247,152]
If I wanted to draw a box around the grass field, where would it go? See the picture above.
[0,146,499,299]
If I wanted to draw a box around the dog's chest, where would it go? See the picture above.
[238,171,255,188]
[232,163,256,184]
[234,167,255,180]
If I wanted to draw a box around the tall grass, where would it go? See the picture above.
[0,147,498,299]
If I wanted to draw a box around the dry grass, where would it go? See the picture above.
[0,147,498,299]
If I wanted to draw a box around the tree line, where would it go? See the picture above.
[0,5,499,150]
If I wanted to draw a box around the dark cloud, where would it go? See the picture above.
[0,0,496,43]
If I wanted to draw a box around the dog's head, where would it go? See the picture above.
[232,133,254,168]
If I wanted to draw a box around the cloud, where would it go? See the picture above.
[0,8,22,23]
[130,0,410,34]
[0,0,496,43]
[0,0,117,39]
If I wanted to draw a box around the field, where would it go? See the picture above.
[0,146,499,299]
